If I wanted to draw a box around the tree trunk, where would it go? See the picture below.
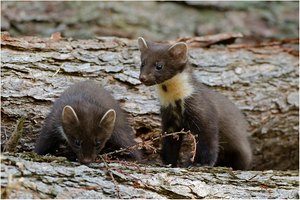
[1,33,299,172]
[1,153,298,199]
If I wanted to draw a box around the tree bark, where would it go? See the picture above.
[1,33,299,171]
[1,153,298,199]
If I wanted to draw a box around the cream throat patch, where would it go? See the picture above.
[156,72,194,107]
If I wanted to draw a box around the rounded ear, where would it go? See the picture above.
[168,42,188,63]
[62,105,79,125]
[138,37,148,52]
[99,109,116,132]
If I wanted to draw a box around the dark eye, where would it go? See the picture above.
[95,140,101,146]
[95,140,102,150]
[141,61,145,69]
[155,62,163,70]
[74,139,81,148]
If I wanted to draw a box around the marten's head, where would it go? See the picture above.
[61,105,116,164]
[138,37,188,86]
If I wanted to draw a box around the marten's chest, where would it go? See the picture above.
[160,99,185,132]
[156,72,194,109]
[157,72,195,132]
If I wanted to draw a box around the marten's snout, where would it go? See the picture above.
[80,157,93,165]
[139,74,155,86]
[139,74,147,83]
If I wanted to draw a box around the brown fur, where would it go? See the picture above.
[138,37,252,169]
[34,80,141,164]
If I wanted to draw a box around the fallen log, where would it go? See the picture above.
[1,33,299,171]
[1,153,298,199]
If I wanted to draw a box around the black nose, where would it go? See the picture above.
[140,75,147,82]
[80,158,93,165]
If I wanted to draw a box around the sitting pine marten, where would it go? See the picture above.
[34,80,141,164]
[137,37,252,169]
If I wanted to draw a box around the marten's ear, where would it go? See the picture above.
[168,42,188,63]
[62,105,80,126]
[138,37,148,52]
[99,109,116,133]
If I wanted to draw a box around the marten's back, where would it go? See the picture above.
[185,76,252,168]
[52,80,127,131]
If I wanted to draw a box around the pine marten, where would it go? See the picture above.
[34,80,141,164]
[137,37,252,169]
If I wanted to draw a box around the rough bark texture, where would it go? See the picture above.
[1,32,299,199]
[1,153,299,199]
[1,33,299,172]
[2,1,298,42]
